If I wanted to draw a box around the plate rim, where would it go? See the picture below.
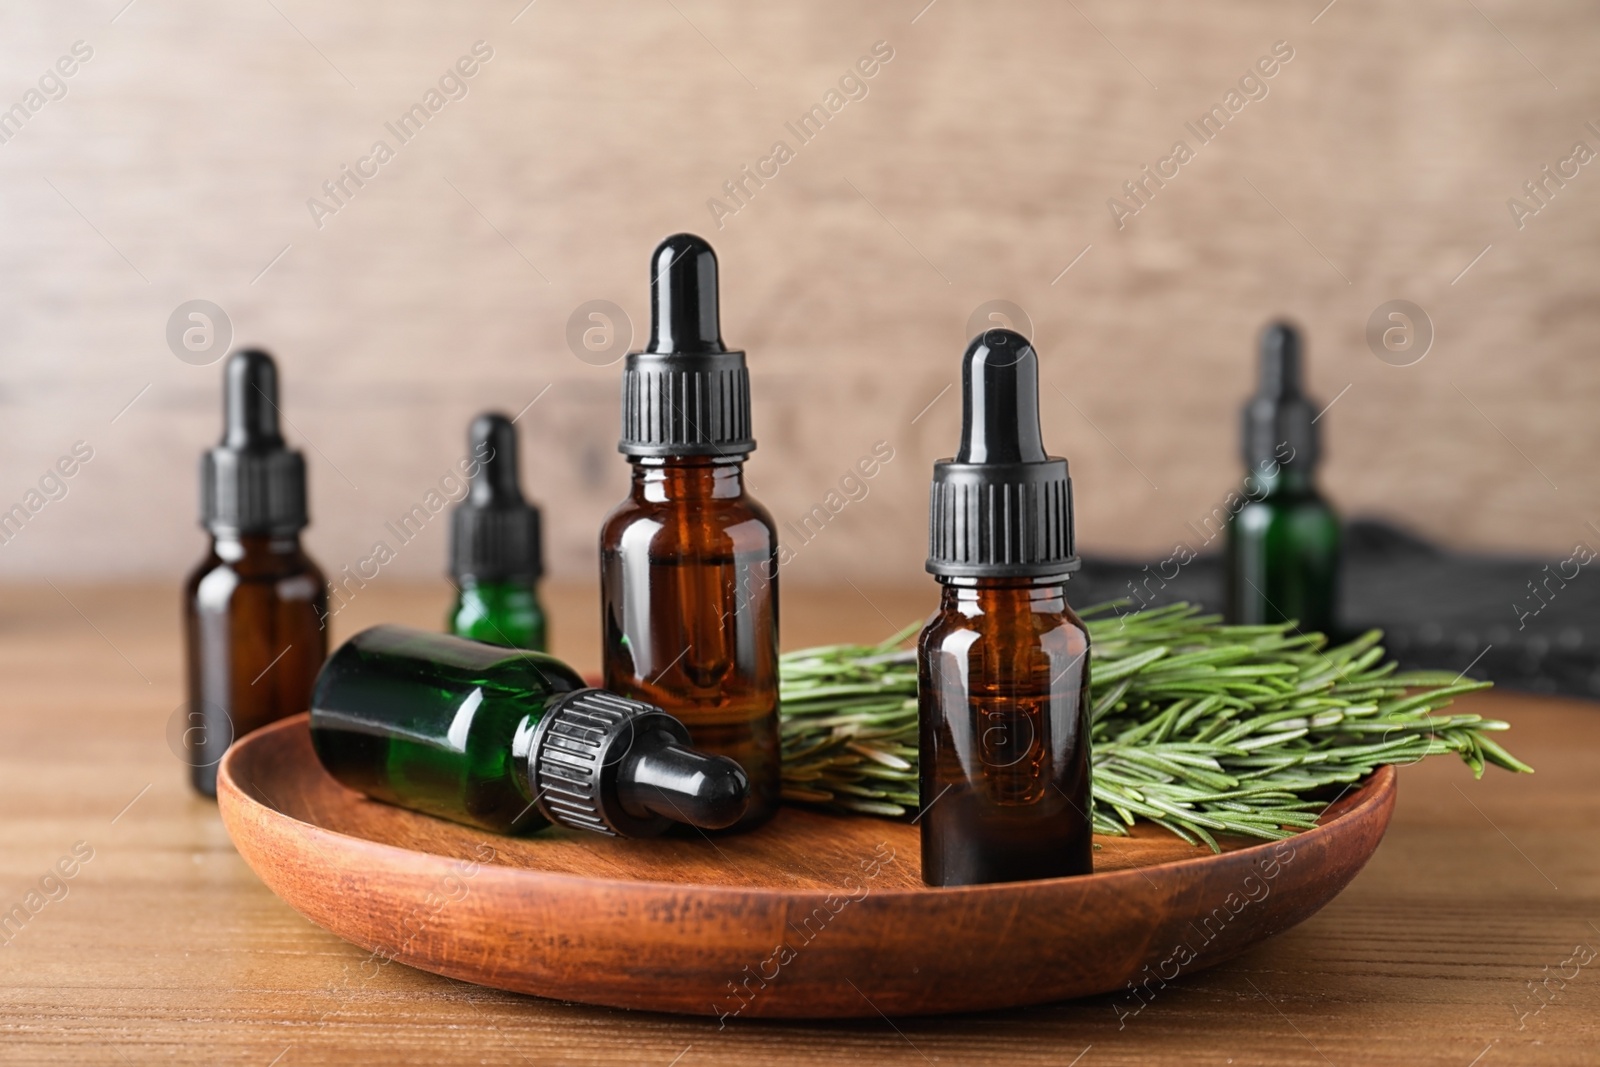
[219,712,1396,898]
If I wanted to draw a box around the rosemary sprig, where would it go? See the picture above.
[779,602,1532,850]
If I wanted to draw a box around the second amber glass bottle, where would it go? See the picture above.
[184,350,328,797]
[600,234,780,830]
[919,329,1093,886]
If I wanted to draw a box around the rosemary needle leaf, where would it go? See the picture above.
[780,601,1530,851]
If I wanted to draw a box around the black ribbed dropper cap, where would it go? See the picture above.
[618,233,754,458]
[529,689,749,837]
[1242,321,1319,470]
[200,349,308,537]
[927,330,1078,578]
[449,413,542,584]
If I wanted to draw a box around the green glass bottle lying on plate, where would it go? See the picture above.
[309,626,750,839]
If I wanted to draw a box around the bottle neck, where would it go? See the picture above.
[210,531,303,562]
[457,575,537,594]
[629,456,747,502]
[938,575,1071,613]
[1246,462,1317,499]
[511,710,542,810]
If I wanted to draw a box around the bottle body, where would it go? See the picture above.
[183,534,328,797]
[1225,470,1340,634]
[600,458,781,830]
[918,577,1093,886]
[310,626,585,834]
[448,578,547,651]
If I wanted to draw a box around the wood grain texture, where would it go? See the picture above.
[217,714,1392,1018]
[1,581,1597,1064]
[0,2,1597,590]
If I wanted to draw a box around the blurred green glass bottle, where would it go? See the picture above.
[1225,322,1341,635]
[447,413,547,651]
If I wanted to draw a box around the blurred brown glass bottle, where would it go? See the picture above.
[183,350,327,797]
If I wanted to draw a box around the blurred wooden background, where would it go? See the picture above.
[0,0,1595,586]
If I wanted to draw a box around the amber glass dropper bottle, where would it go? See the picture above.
[310,626,749,837]
[447,412,547,651]
[1225,322,1341,635]
[919,329,1093,887]
[600,233,781,831]
[184,350,328,797]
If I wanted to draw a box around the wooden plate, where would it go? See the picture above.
[218,713,1395,1019]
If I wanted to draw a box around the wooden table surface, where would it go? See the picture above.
[2,582,1596,1066]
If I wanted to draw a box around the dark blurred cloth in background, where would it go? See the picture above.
[1075,520,1599,699]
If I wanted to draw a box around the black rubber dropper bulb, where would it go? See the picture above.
[957,328,1048,465]
[1242,321,1318,471]
[223,350,285,451]
[468,414,524,507]
[1260,322,1300,395]
[647,233,726,355]
[614,726,750,830]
